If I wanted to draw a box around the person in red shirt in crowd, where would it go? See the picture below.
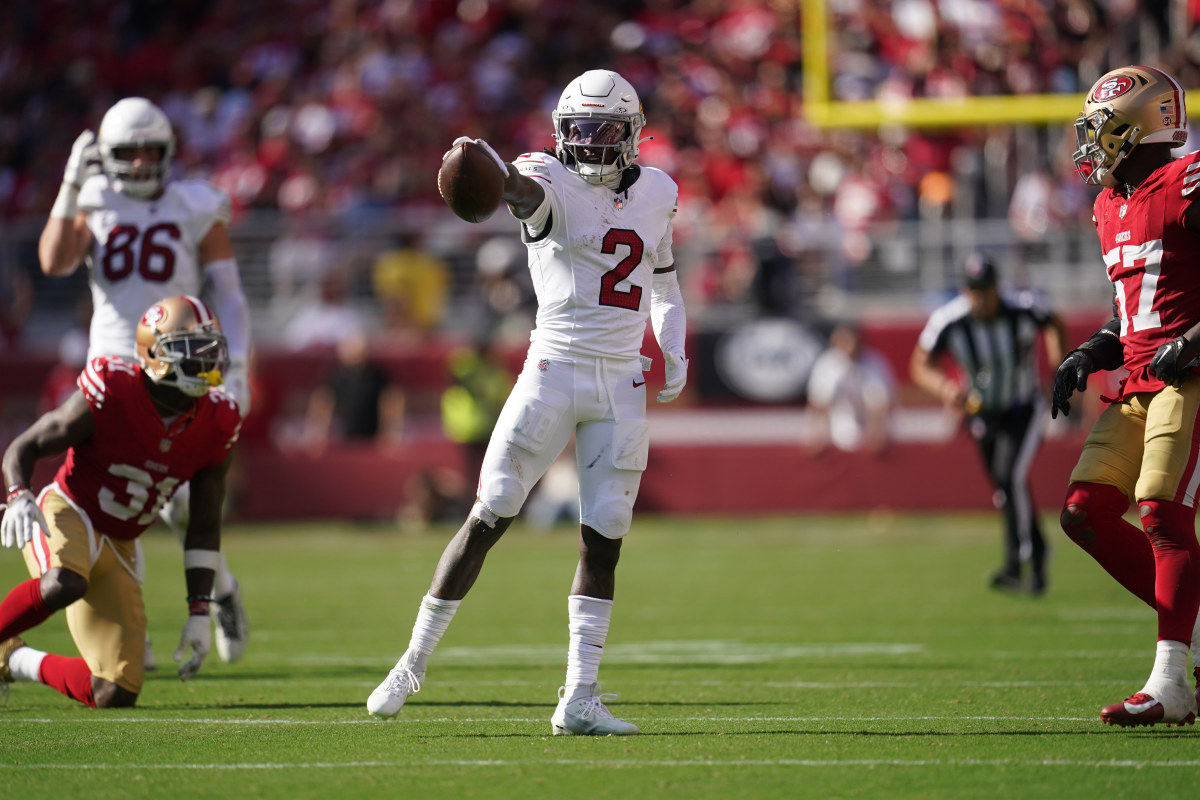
[0,296,241,707]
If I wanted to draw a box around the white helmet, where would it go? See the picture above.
[97,97,176,197]
[553,70,646,185]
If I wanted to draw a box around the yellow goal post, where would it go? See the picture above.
[799,0,1196,129]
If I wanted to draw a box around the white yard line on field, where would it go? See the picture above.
[0,714,1101,725]
[3,757,1200,770]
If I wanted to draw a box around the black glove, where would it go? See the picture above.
[1149,337,1197,387]
[1051,350,1095,419]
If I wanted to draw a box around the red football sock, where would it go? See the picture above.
[1060,482,1156,607]
[37,654,96,708]
[1138,499,1200,644]
[0,578,55,642]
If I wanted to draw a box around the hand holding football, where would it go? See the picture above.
[438,140,506,223]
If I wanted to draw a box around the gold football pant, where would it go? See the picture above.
[23,487,147,694]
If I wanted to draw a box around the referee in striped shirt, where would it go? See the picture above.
[910,255,1067,595]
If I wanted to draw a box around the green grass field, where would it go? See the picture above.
[1,513,1195,799]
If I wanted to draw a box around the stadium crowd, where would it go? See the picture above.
[0,0,1197,347]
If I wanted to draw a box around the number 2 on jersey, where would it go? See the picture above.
[1104,239,1163,335]
[599,228,644,310]
[102,222,181,282]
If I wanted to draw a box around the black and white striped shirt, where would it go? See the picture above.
[917,291,1054,414]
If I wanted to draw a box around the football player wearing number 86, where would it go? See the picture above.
[367,69,688,734]
[1054,64,1200,728]
[0,297,241,707]
[37,97,251,667]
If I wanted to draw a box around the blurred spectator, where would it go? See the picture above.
[440,341,514,486]
[370,232,450,340]
[303,332,405,452]
[805,322,896,455]
[0,263,32,353]
[267,210,340,331]
[37,296,92,413]
[234,348,282,449]
[38,328,89,415]
[401,340,514,530]
[283,265,365,351]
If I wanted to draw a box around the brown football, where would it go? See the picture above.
[438,141,505,223]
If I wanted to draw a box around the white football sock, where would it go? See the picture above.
[564,595,612,696]
[400,593,461,674]
[1143,639,1190,697]
[9,643,47,683]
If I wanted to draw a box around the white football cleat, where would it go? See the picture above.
[213,580,249,664]
[367,664,423,719]
[551,683,639,736]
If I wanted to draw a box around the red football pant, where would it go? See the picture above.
[1061,482,1156,607]
[1138,499,1200,644]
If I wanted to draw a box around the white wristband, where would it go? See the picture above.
[183,549,221,570]
[50,182,79,220]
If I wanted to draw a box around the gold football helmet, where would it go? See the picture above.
[136,295,228,397]
[1073,65,1188,187]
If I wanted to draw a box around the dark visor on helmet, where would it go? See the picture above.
[154,334,229,376]
[563,119,629,146]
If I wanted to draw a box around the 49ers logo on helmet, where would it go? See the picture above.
[1093,75,1134,103]
[141,304,166,328]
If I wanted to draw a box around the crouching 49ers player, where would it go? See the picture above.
[1054,64,1200,727]
[368,69,688,734]
[38,97,252,666]
[0,296,240,707]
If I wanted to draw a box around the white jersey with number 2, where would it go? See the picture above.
[512,152,678,360]
[77,175,231,361]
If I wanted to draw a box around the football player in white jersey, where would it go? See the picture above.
[36,97,251,666]
[368,69,688,734]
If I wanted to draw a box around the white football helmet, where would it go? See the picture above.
[136,295,228,397]
[1073,65,1188,187]
[553,70,646,185]
[97,97,176,197]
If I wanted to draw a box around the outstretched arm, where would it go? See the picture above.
[452,138,546,221]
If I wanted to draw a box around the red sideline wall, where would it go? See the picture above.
[215,433,1082,521]
[3,313,1106,520]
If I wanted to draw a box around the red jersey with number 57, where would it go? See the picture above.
[1093,150,1200,398]
[52,356,241,540]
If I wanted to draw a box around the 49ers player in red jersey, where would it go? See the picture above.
[0,296,240,707]
[1053,64,1200,727]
